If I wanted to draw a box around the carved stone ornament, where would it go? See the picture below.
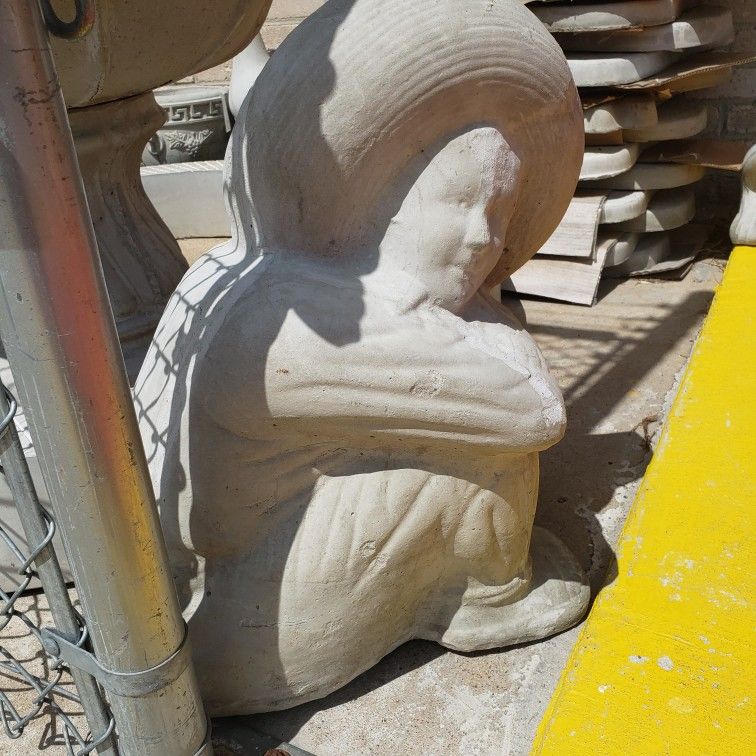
[50,0,273,375]
[135,0,589,715]
[143,86,232,166]
[68,93,189,378]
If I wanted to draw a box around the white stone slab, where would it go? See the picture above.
[581,143,640,180]
[613,51,755,93]
[567,51,681,87]
[503,240,609,305]
[533,0,689,33]
[584,95,658,134]
[613,186,695,232]
[141,160,230,238]
[581,162,706,190]
[656,66,731,93]
[555,7,734,52]
[537,194,605,258]
[595,190,652,223]
[598,231,641,266]
[604,231,671,275]
[624,99,708,142]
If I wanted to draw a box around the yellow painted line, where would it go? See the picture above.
[533,246,756,755]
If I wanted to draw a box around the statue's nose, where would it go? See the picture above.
[465,211,493,252]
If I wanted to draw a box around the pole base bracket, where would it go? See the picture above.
[41,622,192,698]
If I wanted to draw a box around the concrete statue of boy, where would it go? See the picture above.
[135,0,588,715]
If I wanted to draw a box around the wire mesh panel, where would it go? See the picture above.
[0,380,115,754]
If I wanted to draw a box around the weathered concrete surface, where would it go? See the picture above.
[0,592,88,756]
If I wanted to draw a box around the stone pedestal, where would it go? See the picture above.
[68,93,188,378]
[48,0,273,376]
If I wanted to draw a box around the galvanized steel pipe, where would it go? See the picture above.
[0,1,210,753]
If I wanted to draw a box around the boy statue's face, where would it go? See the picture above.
[381,127,521,312]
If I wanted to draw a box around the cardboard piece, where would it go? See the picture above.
[536,194,606,258]
[614,51,756,92]
[505,235,610,306]
[640,139,751,171]
[585,130,625,146]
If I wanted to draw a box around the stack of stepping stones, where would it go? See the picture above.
[512,0,749,299]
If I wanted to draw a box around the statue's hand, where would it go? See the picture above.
[442,294,551,380]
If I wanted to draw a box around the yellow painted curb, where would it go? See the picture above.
[532,246,756,756]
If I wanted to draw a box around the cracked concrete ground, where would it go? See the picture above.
[0,238,725,755]
[0,592,89,756]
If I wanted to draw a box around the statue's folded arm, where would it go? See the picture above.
[197,300,565,454]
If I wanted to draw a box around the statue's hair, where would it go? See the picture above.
[230,0,583,279]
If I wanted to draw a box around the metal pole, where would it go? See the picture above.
[0,385,117,755]
[0,3,211,754]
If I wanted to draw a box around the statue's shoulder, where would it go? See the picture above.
[191,266,417,436]
[213,260,401,351]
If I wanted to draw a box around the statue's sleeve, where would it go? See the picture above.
[200,300,565,454]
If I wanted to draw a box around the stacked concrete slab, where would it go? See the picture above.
[505,0,749,304]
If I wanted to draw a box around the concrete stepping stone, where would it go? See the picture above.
[584,95,658,134]
[624,99,708,142]
[613,186,695,231]
[555,7,734,52]
[141,160,229,238]
[533,0,690,33]
[581,162,706,190]
[567,51,682,86]
[595,189,652,223]
[581,143,640,180]
[604,231,672,274]
[598,231,641,266]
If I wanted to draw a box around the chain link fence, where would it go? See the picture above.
[0,1,215,752]
[0,379,115,754]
